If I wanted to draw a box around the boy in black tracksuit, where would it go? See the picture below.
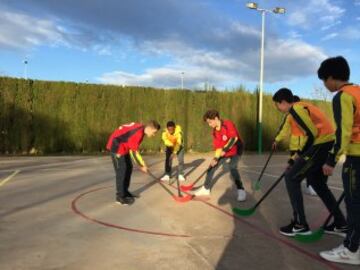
[272,88,347,237]
[318,56,360,265]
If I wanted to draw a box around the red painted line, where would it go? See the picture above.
[71,186,190,238]
[200,200,344,270]
[71,169,344,269]
[165,181,345,270]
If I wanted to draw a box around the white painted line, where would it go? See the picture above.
[0,157,107,172]
[0,170,20,187]
[0,156,160,173]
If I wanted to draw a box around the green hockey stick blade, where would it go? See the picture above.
[294,228,325,243]
[232,206,256,217]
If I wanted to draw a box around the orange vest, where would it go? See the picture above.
[289,117,305,136]
[341,85,360,143]
[296,101,334,136]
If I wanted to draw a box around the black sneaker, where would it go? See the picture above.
[116,196,135,205]
[324,222,348,237]
[126,191,139,198]
[279,220,311,237]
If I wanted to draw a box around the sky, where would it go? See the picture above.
[0,0,360,98]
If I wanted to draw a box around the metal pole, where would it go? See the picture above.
[257,10,265,154]
[24,60,28,80]
[181,72,184,89]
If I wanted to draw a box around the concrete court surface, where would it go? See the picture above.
[0,153,358,270]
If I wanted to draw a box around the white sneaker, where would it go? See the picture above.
[194,186,210,196]
[160,175,170,181]
[237,189,246,202]
[178,175,186,182]
[303,184,317,196]
[320,245,360,265]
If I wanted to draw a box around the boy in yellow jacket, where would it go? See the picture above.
[160,121,185,182]
[318,56,360,265]
[273,96,317,196]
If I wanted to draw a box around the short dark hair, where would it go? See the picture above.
[203,109,220,122]
[147,120,161,130]
[317,56,350,81]
[293,95,301,102]
[166,121,176,128]
[272,88,294,103]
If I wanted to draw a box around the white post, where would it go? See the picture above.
[24,60,28,80]
[257,10,266,154]
[246,3,285,154]
[181,72,184,89]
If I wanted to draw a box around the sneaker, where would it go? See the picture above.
[160,174,170,181]
[237,189,246,202]
[126,191,139,198]
[115,196,135,205]
[302,184,318,196]
[320,245,360,265]
[194,186,211,197]
[178,174,186,182]
[279,220,311,237]
[324,222,348,237]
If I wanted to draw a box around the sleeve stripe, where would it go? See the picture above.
[223,137,237,152]
[331,92,354,162]
[332,92,343,156]
[130,150,145,166]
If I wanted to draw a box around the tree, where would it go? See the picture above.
[311,84,333,102]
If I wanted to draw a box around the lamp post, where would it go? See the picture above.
[23,59,28,79]
[181,72,184,90]
[246,2,285,154]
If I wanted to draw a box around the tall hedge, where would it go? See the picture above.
[0,76,331,154]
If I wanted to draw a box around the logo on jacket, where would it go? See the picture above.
[222,135,228,141]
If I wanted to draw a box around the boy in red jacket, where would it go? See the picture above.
[106,120,160,205]
[194,110,246,201]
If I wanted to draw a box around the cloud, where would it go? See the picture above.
[287,0,344,30]
[0,6,115,56]
[240,38,327,83]
[288,31,302,39]
[1,0,329,87]
[342,27,360,40]
[98,66,233,89]
[98,37,327,87]
[322,32,339,41]
[321,21,341,31]
[0,9,69,50]
[92,45,112,56]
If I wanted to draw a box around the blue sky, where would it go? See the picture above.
[0,0,360,98]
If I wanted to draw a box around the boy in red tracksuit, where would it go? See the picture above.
[194,109,246,201]
[106,120,160,205]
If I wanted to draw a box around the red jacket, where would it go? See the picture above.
[106,122,145,155]
[212,120,243,157]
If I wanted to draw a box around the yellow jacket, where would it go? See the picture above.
[161,125,184,153]
[275,114,307,151]
[328,84,360,166]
